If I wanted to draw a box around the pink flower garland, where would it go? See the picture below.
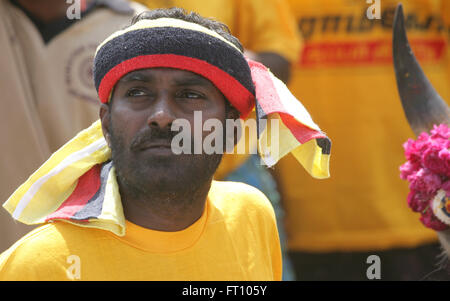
[400,124,450,231]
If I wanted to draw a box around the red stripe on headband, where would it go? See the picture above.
[98,54,255,118]
[247,59,326,144]
[280,113,327,144]
[247,59,284,113]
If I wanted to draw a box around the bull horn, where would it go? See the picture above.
[393,3,450,136]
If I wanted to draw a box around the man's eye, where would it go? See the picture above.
[126,88,147,97]
[178,91,204,99]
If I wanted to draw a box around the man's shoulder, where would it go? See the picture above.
[2,221,91,251]
[209,180,276,219]
[208,181,281,273]
[0,222,106,280]
[0,223,62,279]
[211,180,271,202]
[1,223,61,256]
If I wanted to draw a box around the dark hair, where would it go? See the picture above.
[130,7,244,52]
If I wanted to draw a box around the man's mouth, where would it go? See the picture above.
[130,133,185,155]
[135,140,174,154]
[138,142,172,150]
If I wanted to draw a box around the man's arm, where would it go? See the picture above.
[235,0,302,84]
[244,50,292,84]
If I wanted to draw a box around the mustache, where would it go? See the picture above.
[129,126,180,151]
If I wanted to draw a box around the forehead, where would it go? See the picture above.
[117,68,216,88]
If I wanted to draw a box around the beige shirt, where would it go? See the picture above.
[0,0,145,252]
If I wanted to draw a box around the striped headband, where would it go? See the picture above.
[93,18,255,117]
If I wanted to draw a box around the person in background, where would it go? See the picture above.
[135,0,302,280]
[136,0,299,84]
[0,0,146,253]
[277,0,450,280]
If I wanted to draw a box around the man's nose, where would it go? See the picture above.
[146,95,176,129]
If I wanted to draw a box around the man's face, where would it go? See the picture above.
[100,68,228,198]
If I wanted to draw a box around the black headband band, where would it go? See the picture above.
[93,19,256,116]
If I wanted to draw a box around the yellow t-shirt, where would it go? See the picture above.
[0,181,281,281]
[279,0,450,252]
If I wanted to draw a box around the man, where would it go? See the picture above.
[0,8,330,280]
[0,0,146,253]
[279,0,450,280]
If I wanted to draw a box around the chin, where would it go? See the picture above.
[127,160,213,192]
[114,149,221,194]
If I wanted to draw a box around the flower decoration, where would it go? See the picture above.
[400,123,450,231]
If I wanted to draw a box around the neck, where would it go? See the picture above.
[119,177,213,232]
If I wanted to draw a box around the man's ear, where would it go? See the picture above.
[99,103,112,147]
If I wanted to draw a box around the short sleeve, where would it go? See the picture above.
[231,0,302,63]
